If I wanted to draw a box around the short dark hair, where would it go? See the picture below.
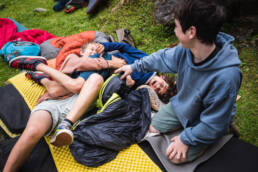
[173,0,226,44]
[158,74,177,104]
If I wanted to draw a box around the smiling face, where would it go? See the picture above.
[148,75,169,96]
[81,43,97,57]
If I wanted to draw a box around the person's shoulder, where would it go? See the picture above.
[217,66,241,79]
[213,67,242,89]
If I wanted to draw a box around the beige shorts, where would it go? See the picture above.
[31,94,78,136]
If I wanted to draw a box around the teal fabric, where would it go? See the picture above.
[8,18,27,32]
[151,103,208,161]
[151,103,181,133]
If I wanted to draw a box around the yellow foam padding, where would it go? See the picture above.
[0,119,19,138]
[0,72,46,138]
[45,137,161,172]
[6,72,161,171]
[8,72,46,111]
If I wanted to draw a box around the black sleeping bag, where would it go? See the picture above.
[70,76,152,167]
[0,84,30,133]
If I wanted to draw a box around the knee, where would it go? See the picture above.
[88,73,104,86]
[24,125,43,142]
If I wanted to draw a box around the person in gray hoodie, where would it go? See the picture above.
[115,0,242,164]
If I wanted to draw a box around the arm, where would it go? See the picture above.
[180,75,241,146]
[102,42,157,85]
[131,46,180,73]
[101,42,150,64]
[60,54,109,74]
[130,71,155,86]
[115,46,181,79]
[101,42,146,56]
[60,43,125,73]
[37,64,85,94]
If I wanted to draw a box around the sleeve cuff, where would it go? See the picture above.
[131,63,137,71]
[180,130,193,146]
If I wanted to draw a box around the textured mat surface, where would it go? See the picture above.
[0,137,57,172]
[46,137,160,172]
[7,72,161,171]
[146,131,233,172]
[8,72,46,110]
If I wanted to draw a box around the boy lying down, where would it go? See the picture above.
[4,42,176,172]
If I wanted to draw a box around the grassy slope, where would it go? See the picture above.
[0,0,257,146]
[235,47,258,145]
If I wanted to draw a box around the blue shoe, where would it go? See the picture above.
[50,120,73,147]
[53,0,71,12]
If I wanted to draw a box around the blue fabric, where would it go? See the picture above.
[71,53,111,80]
[53,0,70,11]
[101,42,155,86]
[0,41,40,62]
[131,32,242,146]
[8,18,27,32]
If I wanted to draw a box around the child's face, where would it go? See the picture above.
[148,75,169,96]
[81,44,97,57]
[174,19,191,48]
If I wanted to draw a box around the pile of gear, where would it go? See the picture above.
[53,0,103,14]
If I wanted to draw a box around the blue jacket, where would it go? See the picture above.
[131,32,242,146]
[101,42,155,86]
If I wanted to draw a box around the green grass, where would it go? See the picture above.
[235,47,258,145]
[0,0,257,146]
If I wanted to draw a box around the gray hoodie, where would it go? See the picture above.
[131,32,242,146]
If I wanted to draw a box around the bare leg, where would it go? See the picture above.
[41,78,71,98]
[36,63,84,94]
[66,73,104,123]
[3,110,52,172]
[50,73,104,147]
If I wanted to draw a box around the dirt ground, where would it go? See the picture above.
[226,15,258,50]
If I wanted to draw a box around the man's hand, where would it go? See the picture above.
[114,65,133,79]
[108,56,126,69]
[125,75,135,87]
[166,135,189,163]
[96,43,105,55]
